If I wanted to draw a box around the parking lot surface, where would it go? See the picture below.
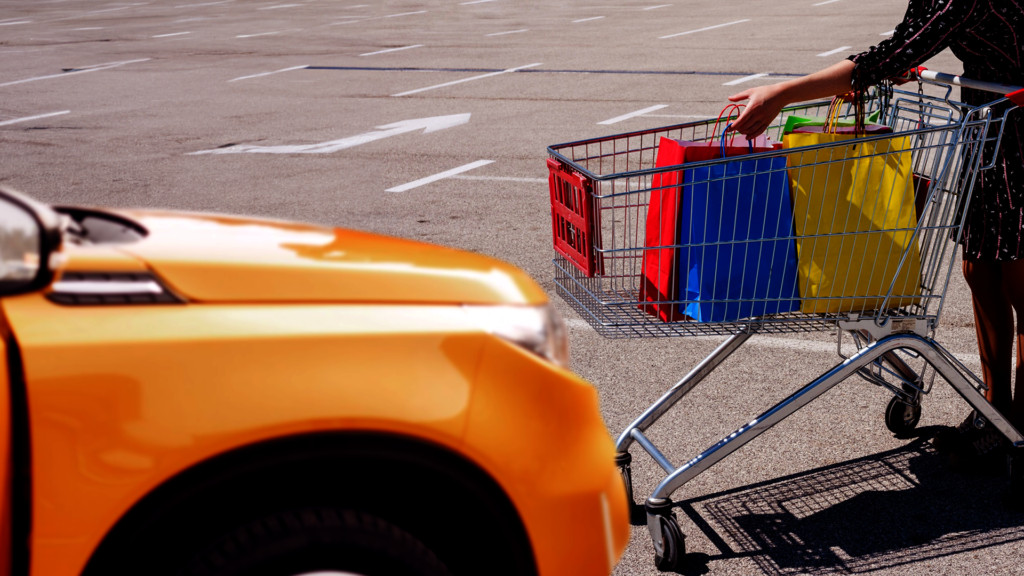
[2,1,1021,574]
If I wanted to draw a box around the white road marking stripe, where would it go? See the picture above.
[175,1,233,7]
[573,16,605,23]
[486,28,528,37]
[58,4,148,19]
[598,104,668,125]
[361,44,423,56]
[563,318,982,363]
[644,5,672,10]
[259,4,301,10]
[153,31,191,37]
[461,0,496,4]
[723,73,769,86]
[817,46,852,57]
[660,19,749,39]
[0,20,31,26]
[646,114,712,119]
[392,62,541,97]
[73,27,104,30]
[813,0,842,5]
[386,10,427,18]
[0,110,70,127]
[191,114,471,155]
[229,65,307,82]
[236,31,283,38]
[0,58,150,87]
[387,160,494,193]
[451,175,546,183]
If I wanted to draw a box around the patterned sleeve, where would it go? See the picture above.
[846,0,970,91]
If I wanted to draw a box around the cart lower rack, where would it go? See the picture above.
[547,75,1024,570]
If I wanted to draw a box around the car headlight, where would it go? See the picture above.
[464,303,570,369]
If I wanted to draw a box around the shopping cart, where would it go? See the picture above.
[546,70,1024,571]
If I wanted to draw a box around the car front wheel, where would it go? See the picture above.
[182,507,453,576]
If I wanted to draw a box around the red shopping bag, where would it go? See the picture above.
[638,125,781,321]
[638,137,691,321]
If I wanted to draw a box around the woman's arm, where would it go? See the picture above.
[727,0,970,139]
[727,60,855,138]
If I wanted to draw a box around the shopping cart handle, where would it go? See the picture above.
[1008,88,1024,107]
[912,69,1024,105]
[891,66,927,86]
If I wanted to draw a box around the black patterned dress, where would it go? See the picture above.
[848,0,1024,261]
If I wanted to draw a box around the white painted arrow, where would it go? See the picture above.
[190,113,471,155]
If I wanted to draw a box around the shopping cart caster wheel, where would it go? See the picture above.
[615,452,635,507]
[650,512,685,571]
[885,395,921,436]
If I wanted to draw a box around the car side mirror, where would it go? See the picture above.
[0,186,62,296]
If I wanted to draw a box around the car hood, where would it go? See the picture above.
[101,210,546,305]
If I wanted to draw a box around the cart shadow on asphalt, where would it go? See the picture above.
[673,428,1024,575]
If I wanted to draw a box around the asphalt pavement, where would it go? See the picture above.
[2,1,1021,574]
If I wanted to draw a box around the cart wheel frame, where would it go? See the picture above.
[647,501,685,572]
[885,395,921,435]
[614,452,635,507]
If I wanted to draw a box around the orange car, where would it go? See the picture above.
[0,186,629,576]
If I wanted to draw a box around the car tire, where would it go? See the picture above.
[182,507,453,576]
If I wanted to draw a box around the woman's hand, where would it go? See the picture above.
[727,84,785,139]
[726,60,855,138]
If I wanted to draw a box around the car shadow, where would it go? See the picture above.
[670,428,1024,575]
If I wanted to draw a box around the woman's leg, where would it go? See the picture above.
[962,258,1014,414]
[1000,258,1024,428]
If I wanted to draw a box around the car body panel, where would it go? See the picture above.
[0,206,626,576]
[464,339,631,575]
[106,211,547,305]
[0,335,10,576]
[4,295,488,576]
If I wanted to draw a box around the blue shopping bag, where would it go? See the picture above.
[676,136,800,322]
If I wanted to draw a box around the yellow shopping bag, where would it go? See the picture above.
[784,131,921,314]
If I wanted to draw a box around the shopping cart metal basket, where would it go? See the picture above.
[546,70,1024,570]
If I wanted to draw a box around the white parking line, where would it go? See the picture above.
[361,45,423,57]
[387,160,494,193]
[0,20,31,26]
[817,46,852,57]
[229,65,307,82]
[153,31,191,38]
[461,0,496,4]
[723,73,769,86]
[0,58,151,87]
[573,16,605,23]
[236,31,283,38]
[646,114,708,119]
[56,3,149,20]
[392,62,541,97]
[175,0,233,7]
[452,175,546,183]
[385,10,427,18]
[813,0,843,5]
[563,318,984,363]
[0,110,70,127]
[486,29,528,37]
[598,105,668,125]
[259,4,301,10]
[660,19,749,39]
[644,4,672,10]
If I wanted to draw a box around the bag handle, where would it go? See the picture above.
[712,104,755,155]
[720,123,754,157]
[824,91,867,134]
